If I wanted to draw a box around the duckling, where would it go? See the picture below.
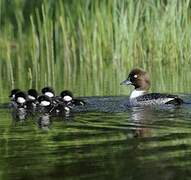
[60,90,85,107]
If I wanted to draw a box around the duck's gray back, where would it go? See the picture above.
[130,93,183,106]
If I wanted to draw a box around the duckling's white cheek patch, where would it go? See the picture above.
[45,92,54,98]
[28,95,36,100]
[63,96,72,102]
[17,97,26,104]
[40,101,50,106]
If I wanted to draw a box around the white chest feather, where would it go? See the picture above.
[130,90,146,99]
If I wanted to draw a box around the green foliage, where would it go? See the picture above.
[1,0,191,101]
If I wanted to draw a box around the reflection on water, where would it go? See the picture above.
[1,96,191,180]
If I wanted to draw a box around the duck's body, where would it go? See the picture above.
[121,68,183,107]
[10,91,28,120]
[37,94,71,117]
[129,92,183,106]
[27,89,39,113]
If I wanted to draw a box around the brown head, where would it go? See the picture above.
[120,68,151,91]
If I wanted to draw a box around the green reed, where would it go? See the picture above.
[0,0,191,102]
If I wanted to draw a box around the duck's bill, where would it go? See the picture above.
[120,79,132,85]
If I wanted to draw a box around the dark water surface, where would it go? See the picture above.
[1,96,191,180]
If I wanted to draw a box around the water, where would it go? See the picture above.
[1,95,191,180]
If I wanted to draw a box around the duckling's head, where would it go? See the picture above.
[15,91,27,104]
[41,87,55,98]
[120,68,150,91]
[9,89,21,100]
[38,95,52,107]
[28,89,38,100]
[60,90,73,102]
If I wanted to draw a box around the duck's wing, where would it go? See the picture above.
[135,93,183,105]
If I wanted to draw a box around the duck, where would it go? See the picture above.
[37,95,54,113]
[14,91,28,107]
[60,90,86,107]
[11,91,28,120]
[9,88,21,100]
[28,89,38,101]
[41,86,55,98]
[37,94,70,116]
[120,68,184,106]
[27,89,39,113]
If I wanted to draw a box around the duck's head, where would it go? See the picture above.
[60,90,73,102]
[120,68,150,91]
[38,95,52,107]
[14,91,27,104]
[9,89,21,100]
[28,89,38,100]
[41,87,55,98]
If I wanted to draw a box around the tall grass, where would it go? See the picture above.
[1,0,191,102]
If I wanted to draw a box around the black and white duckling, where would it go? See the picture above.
[37,94,70,116]
[14,91,28,107]
[41,86,59,106]
[120,68,184,106]
[27,89,39,113]
[9,89,21,108]
[37,95,53,113]
[41,86,55,98]
[9,89,21,100]
[60,90,85,107]
[28,89,38,101]
[11,91,28,120]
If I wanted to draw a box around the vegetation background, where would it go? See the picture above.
[1,0,191,102]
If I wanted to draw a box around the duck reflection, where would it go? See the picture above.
[38,113,52,130]
[129,105,184,138]
[129,106,157,138]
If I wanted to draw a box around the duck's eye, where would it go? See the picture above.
[134,74,138,78]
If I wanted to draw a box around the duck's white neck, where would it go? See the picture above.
[130,90,146,99]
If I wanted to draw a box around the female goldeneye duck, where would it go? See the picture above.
[60,90,85,106]
[120,68,184,106]
[41,86,55,98]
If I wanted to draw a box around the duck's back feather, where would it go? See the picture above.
[131,93,183,106]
